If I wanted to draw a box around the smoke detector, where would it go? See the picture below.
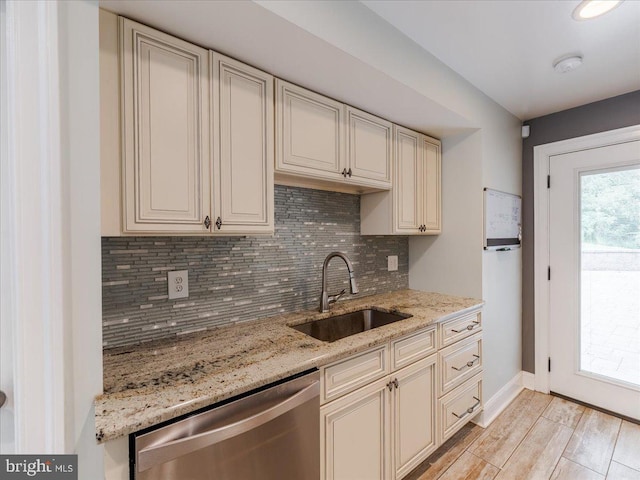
[553,55,584,73]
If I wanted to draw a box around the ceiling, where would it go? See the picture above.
[362,0,640,120]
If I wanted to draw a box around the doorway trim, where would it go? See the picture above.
[533,124,640,394]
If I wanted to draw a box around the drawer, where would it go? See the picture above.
[438,332,482,396]
[438,373,483,443]
[391,325,437,371]
[438,310,482,348]
[321,345,389,404]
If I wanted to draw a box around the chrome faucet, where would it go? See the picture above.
[319,252,359,313]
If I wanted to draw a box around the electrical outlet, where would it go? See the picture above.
[387,255,398,272]
[168,270,189,299]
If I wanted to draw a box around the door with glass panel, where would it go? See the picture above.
[549,140,640,420]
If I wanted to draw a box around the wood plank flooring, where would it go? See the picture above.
[406,391,639,480]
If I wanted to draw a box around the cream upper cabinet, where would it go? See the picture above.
[104,15,273,235]
[119,17,211,233]
[422,137,442,233]
[346,107,393,189]
[276,79,345,182]
[395,126,423,233]
[275,80,392,193]
[211,53,274,234]
[360,125,442,235]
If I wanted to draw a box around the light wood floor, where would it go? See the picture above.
[406,389,640,480]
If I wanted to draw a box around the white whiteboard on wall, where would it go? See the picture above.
[483,188,522,250]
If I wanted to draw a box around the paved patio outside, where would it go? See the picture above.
[581,249,640,387]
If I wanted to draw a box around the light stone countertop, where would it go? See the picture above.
[95,289,483,443]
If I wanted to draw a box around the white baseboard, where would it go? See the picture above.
[472,371,528,428]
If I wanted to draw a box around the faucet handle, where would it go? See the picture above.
[328,289,347,304]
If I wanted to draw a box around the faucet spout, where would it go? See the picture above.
[319,252,359,313]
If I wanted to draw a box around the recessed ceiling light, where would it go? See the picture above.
[553,55,584,73]
[573,0,623,20]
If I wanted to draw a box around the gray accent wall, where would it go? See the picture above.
[102,185,408,348]
[521,90,640,373]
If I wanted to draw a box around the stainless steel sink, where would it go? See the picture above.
[291,308,412,343]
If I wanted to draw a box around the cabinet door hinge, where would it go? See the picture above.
[548,266,551,281]
[548,357,551,372]
[547,175,551,189]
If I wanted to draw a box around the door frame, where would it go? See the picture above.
[533,124,640,394]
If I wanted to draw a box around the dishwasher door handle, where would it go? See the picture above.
[137,379,320,472]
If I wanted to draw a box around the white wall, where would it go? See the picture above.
[479,107,523,400]
[0,0,103,474]
[0,0,16,454]
[57,1,103,474]
[409,103,522,401]
[409,130,483,298]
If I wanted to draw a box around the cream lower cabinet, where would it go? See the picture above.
[320,308,483,480]
[360,126,441,235]
[322,376,391,480]
[320,328,438,480]
[104,14,273,235]
[392,355,438,479]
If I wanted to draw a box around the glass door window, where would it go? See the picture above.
[580,167,640,387]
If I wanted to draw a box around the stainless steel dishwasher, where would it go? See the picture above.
[132,370,320,480]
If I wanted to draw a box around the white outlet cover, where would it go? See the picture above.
[168,270,189,300]
[387,255,398,272]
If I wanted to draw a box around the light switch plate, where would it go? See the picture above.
[387,255,398,272]
[168,270,189,299]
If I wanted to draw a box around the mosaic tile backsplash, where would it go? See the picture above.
[102,185,409,348]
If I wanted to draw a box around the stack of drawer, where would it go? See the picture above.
[436,310,483,443]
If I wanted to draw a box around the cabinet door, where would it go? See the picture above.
[321,378,391,480]
[422,137,441,234]
[120,17,210,233]
[392,355,437,479]
[276,79,345,181]
[347,107,392,189]
[394,126,422,233]
[213,53,274,234]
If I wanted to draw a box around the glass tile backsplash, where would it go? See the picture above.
[102,186,408,348]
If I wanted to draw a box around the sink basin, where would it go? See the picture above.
[291,308,412,343]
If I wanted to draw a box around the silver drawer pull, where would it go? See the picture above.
[451,354,480,371]
[450,321,480,333]
[452,396,481,419]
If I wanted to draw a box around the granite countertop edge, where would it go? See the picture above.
[95,289,483,443]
